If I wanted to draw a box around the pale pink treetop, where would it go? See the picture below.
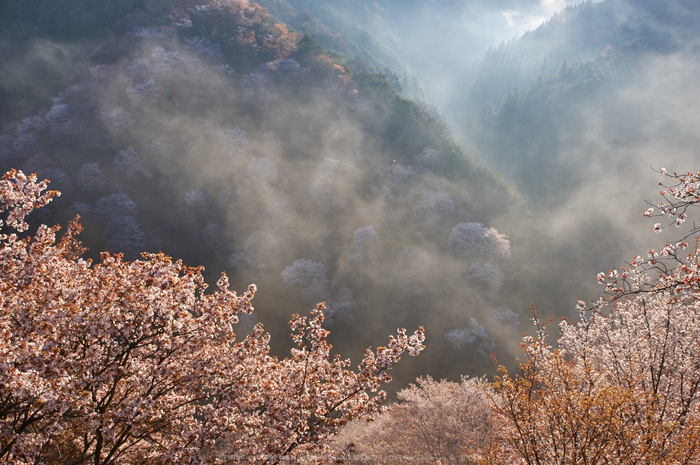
[0,169,424,464]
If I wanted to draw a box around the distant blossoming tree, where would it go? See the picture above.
[126,79,159,106]
[281,258,329,303]
[11,116,46,155]
[338,376,493,464]
[349,226,380,262]
[445,319,494,356]
[217,127,248,156]
[324,287,357,325]
[413,191,455,219]
[484,307,519,333]
[94,193,146,259]
[300,158,348,211]
[0,169,424,465]
[45,103,76,136]
[113,147,144,186]
[449,222,511,292]
[480,303,700,464]
[99,107,135,132]
[448,222,510,261]
[78,163,106,192]
[184,187,207,208]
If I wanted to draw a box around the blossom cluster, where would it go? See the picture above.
[594,168,700,300]
[337,375,492,464]
[0,170,424,464]
[480,168,700,464]
[642,168,699,231]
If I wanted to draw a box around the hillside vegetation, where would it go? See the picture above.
[0,0,521,381]
[4,0,700,462]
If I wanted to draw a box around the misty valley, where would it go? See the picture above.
[2,0,700,463]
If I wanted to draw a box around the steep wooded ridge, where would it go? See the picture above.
[456,0,700,203]
[0,0,521,381]
[453,0,700,120]
[255,0,424,99]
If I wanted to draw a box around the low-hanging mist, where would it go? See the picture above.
[3,0,700,393]
[0,19,524,386]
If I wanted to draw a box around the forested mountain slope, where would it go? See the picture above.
[5,0,698,388]
[458,0,700,203]
[0,0,523,382]
[255,0,424,99]
[444,0,700,342]
[452,0,700,120]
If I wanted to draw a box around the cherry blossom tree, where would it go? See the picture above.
[602,168,700,300]
[300,158,348,211]
[94,193,146,259]
[448,222,510,261]
[348,226,380,263]
[0,169,425,464]
[448,222,511,293]
[11,116,46,155]
[281,259,329,303]
[324,287,357,325]
[337,376,493,464]
[126,79,159,106]
[184,188,207,209]
[183,37,222,60]
[113,147,144,186]
[44,103,71,135]
[481,304,700,465]
[78,163,106,192]
[266,59,301,80]
[445,319,494,357]
[479,169,700,464]
[412,191,455,220]
[98,107,135,132]
[217,127,248,156]
[481,318,643,465]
